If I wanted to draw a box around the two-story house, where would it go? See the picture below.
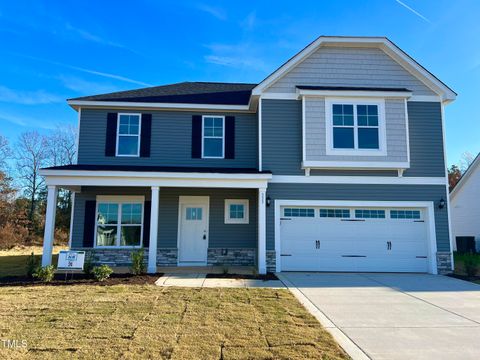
[40,36,456,275]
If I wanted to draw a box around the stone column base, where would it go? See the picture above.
[437,252,453,274]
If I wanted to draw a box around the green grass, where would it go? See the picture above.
[0,246,65,278]
[0,285,348,359]
[453,252,480,276]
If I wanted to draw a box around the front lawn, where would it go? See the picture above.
[0,246,66,278]
[0,285,348,359]
[452,252,480,284]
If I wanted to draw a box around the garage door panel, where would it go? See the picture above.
[280,205,430,273]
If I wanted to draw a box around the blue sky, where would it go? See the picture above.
[0,0,479,166]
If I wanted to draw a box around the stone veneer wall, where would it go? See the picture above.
[75,248,177,267]
[436,252,453,274]
[266,250,276,273]
[207,248,256,266]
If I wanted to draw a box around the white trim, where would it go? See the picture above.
[224,199,249,224]
[260,92,441,103]
[68,192,75,248]
[177,196,210,265]
[41,170,271,189]
[302,160,410,170]
[148,187,159,274]
[258,188,267,274]
[201,115,225,159]
[274,199,438,274]
[404,99,411,164]
[115,113,141,157]
[269,175,446,185]
[258,97,263,171]
[68,100,251,112]
[301,96,306,163]
[325,98,387,156]
[42,186,58,266]
[252,36,456,102]
[74,108,81,164]
[299,89,412,98]
[94,195,145,249]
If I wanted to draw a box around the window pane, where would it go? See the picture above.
[358,128,379,149]
[319,209,350,218]
[204,127,214,136]
[204,117,214,127]
[119,115,139,135]
[130,123,139,135]
[120,226,141,246]
[186,207,202,220]
[204,138,223,157]
[284,208,315,217]
[368,105,378,115]
[332,104,353,125]
[357,105,367,115]
[333,115,344,126]
[122,203,142,224]
[357,115,368,126]
[333,128,354,149]
[229,204,245,219]
[118,136,139,155]
[97,203,118,224]
[97,225,117,246]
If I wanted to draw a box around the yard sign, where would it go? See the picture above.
[57,251,85,270]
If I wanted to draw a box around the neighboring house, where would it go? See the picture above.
[450,153,480,251]
[39,36,456,275]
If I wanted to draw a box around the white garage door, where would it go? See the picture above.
[280,206,429,272]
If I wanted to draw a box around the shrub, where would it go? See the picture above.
[33,265,55,282]
[83,254,94,276]
[92,265,113,282]
[26,252,39,278]
[130,250,146,275]
[463,254,479,277]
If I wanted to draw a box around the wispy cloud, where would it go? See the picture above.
[203,43,268,72]
[9,52,152,87]
[0,110,56,130]
[0,85,64,105]
[241,11,257,31]
[395,0,432,23]
[196,3,227,20]
[57,75,120,95]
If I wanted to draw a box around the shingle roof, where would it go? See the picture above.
[69,81,257,105]
[42,164,271,174]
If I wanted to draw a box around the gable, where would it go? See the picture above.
[451,153,480,201]
[265,46,436,96]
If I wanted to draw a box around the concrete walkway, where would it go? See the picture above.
[156,273,285,288]
[280,272,480,360]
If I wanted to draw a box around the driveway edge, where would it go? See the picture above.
[276,273,370,360]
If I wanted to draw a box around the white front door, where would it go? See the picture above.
[178,196,209,264]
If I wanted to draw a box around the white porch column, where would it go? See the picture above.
[148,186,160,274]
[42,185,58,267]
[258,187,267,274]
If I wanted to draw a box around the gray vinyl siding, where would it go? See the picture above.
[266,183,450,252]
[305,97,408,162]
[71,187,257,249]
[77,109,258,168]
[403,102,445,177]
[262,99,303,175]
[261,99,445,177]
[266,46,436,96]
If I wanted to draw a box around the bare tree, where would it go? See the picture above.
[459,151,475,173]
[46,125,77,167]
[0,134,11,171]
[15,131,48,224]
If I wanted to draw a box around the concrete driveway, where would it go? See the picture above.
[280,273,480,360]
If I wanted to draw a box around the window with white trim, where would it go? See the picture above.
[202,116,224,158]
[283,208,315,217]
[326,99,386,156]
[224,199,249,224]
[355,209,385,219]
[96,197,143,247]
[319,208,350,218]
[117,113,141,156]
[390,210,421,219]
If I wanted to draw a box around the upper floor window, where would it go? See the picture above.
[117,113,141,156]
[326,99,386,156]
[202,115,224,158]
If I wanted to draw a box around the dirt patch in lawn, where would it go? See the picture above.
[0,273,161,287]
[0,285,349,359]
[206,272,278,281]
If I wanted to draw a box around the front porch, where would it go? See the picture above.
[39,165,272,274]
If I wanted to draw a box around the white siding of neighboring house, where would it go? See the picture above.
[450,161,480,251]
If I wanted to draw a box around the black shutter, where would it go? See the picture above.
[143,201,151,248]
[140,114,152,157]
[225,116,235,159]
[83,200,96,247]
[105,113,117,156]
[191,115,202,158]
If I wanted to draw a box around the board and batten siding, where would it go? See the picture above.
[305,97,408,163]
[261,99,445,177]
[265,183,450,252]
[265,46,436,96]
[77,109,258,168]
[71,187,257,249]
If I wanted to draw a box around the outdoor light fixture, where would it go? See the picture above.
[438,198,446,209]
[266,196,271,207]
